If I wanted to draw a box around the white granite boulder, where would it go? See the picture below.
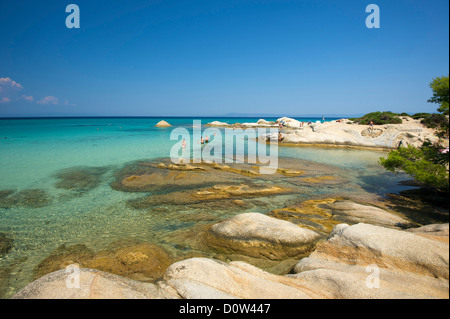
[205,212,322,260]
[11,268,179,299]
[292,223,449,299]
[321,200,413,229]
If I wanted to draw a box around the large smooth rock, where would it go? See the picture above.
[292,223,449,299]
[321,200,412,229]
[163,258,315,299]
[205,213,322,260]
[12,269,179,299]
[205,121,229,127]
[276,117,303,128]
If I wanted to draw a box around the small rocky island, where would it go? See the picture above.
[155,120,172,127]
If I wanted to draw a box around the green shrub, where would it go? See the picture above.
[379,143,449,191]
[352,111,403,125]
[410,113,449,137]
[420,113,448,129]
[411,112,431,120]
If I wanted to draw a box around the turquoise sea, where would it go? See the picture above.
[0,117,413,298]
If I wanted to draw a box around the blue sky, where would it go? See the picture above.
[0,0,448,117]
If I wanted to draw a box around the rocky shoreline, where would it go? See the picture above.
[206,116,446,150]
[11,198,449,299]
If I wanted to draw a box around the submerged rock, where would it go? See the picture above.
[129,183,292,208]
[205,213,322,260]
[33,241,174,283]
[0,190,15,208]
[54,166,109,192]
[0,190,14,200]
[111,160,241,193]
[33,244,96,279]
[0,232,13,257]
[0,189,51,208]
[88,242,173,282]
[299,176,339,184]
[112,157,342,195]
[12,189,51,208]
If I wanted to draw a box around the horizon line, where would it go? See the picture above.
[0,115,358,120]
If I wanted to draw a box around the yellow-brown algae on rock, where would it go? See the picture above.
[268,198,342,234]
[33,244,96,280]
[129,183,292,208]
[276,168,304,177]
[301,176,337,183]
[193,184,291,200]
[33,241,174,283]
[269,197,414,234]
[88,243,173,282]
[232,199,249,207]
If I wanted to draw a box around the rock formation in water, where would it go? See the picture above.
[154,120,172,127]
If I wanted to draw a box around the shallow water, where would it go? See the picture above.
[0,117,413,298]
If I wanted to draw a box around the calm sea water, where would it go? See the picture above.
[0,117,412,298]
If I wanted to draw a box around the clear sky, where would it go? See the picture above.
[0,0,449,117]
